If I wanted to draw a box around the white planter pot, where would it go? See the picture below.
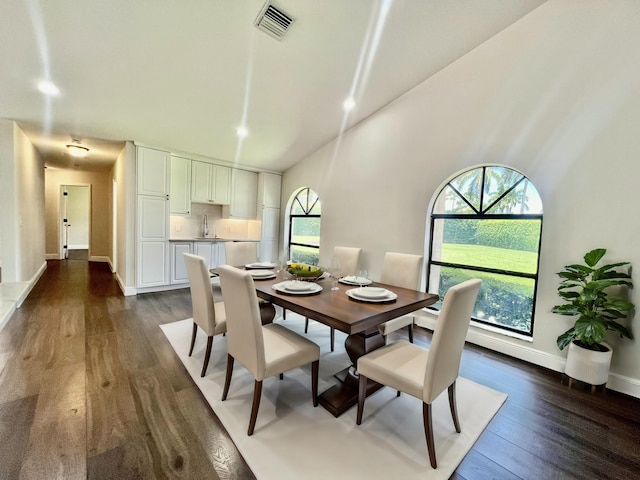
[564,341,612,386]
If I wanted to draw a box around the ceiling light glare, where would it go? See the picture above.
[343,97,356,112]
[236,126,248,138]
[37,80,60,96]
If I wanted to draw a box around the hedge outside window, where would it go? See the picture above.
[427,166,543,336]
[288,187,321,265]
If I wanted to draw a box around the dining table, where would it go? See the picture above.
[252,271,439,417]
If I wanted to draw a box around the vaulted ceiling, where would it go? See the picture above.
[0,0,545,172]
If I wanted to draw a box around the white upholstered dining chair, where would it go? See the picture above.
[218,265,321,436]
[377,252,423,343]
[356,278,482,469]
[183,253,227,377]
[224,241,259,266]
[304,246,362,352]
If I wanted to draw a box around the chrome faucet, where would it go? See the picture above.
[203,214,209,237]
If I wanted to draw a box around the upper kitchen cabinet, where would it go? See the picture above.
[226,169,258,219]
[137,146,170,196]
[170,156,191,215]
[257,172,282,209]
[191,160,231,205]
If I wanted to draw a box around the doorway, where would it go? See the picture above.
[61,185,91,260]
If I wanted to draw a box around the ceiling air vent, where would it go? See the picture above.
[254,2,294,41]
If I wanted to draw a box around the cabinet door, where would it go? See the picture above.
[258,172,282,209]
[171,243,192,284]
[138,196,168,240]
[213,165,231,205]
[137,147,169,196]
[194,242,214,269]
[260,207,280,262]
[138,241,169,287]
[191,160,213,203]
[229,169,258,218]
[170,156,191,215]
[213,242,226,268]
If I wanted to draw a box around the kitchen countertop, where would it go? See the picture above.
[169,237,260,242]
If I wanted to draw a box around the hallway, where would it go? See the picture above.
[0,260,250,479]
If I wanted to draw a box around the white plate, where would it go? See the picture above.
[245,262,276,269]
[273,281,323,295]
[346,288,397,303]
[248,270,276,279]
[351,287,389,299]
[339,276,373,286]
[285,280,314,291]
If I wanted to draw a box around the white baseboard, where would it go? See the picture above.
[413,311,639,399]
[89,255,110,263]
[68,244,89,249]
[116,272,136,296]
[45,253,61,260]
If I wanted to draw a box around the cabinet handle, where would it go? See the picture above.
[166,194,170,200]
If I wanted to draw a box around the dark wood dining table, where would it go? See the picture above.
[253,273,439,417]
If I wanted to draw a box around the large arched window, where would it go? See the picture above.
[287,187,321,265]
[427,166,543,336]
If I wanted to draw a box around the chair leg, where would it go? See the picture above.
[248,380,263,436]
[356,373,368,425]
[423,402,437,469]
[448,381,461,433]
[188,322,198,356]
[279,373,284,380]
[221,354,235,401]
[304,317,309,333]
[330,327,335,352]
[283,309,287,320]
[311,360,319,407]
[408,323,414,343]
[201,336,214,377]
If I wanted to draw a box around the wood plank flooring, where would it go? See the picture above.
[1,260,639,479]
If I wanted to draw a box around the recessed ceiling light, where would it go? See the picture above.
[343,97,356,112]
[37,80,60,96]
[236,126,248,138]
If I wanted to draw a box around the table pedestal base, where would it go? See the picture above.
[318,330,385,417]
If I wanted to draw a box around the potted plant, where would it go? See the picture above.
[552,248,634,386]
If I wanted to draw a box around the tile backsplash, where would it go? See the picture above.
[170,204,261,240]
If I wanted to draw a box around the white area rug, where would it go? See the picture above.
[161,314,507,479]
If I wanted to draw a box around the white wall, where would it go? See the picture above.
[282,0,640,394]
[0,121,46,283]
[111,141,136,294]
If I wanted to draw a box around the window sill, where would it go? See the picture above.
[413,308,533,343]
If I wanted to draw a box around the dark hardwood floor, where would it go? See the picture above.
[1,260,639,479]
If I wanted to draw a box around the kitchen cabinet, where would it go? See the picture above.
[170,242,192,284]
[191,160,231,205]
[194,241,215,269]
[259,207,280,262]
[227,169,258,219]
[137,147,170,197]
[257,172,282,209]
[256,173,281,262]
[137,195,169,287]
[170,156,191,215]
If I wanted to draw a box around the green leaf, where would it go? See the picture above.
[557,329,575,350]
[551,304,580,316]
[607,321,633,339]
[584,248,606,267]
[604,297,635,312]
[574,317,607,345]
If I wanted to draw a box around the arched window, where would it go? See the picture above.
[287,187,321,265]
[427,166,543,336]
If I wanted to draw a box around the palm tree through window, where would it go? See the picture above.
[427,166,543,336]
